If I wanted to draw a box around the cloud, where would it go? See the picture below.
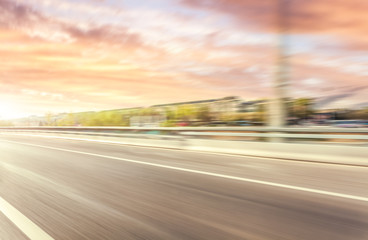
[315,86,368,109]
[1,0,367,116]
[181,0,368,53]
[61,24,142,46]
[16,0,122,22]
[0,0,143,47]
[289,58,368,108]
[181,0,368,34]
[0,0,45,27]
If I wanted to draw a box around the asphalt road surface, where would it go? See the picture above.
[1,134,368,240]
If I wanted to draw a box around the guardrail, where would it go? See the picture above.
[1,126,367,165]
[1,126,368,144]
[1,126,368,132]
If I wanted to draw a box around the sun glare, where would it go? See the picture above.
[0,102,24,120]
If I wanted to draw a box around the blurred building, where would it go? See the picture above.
[129,115,166,127]
[152,96,242,115]
[314,110,337,121]
[238,100,266,113]
[9,97,276,127]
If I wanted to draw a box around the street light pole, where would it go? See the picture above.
[269,0,290,128]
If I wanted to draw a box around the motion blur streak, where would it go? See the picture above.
[1,135,368,239]
[2,139,368,203]
[0,196,54,240]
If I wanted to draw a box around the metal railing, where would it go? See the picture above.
[1,126,368,145]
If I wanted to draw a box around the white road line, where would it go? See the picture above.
[3,139,368,203]
[0,196,54,240]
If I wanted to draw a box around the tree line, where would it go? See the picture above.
[40,98,317,127]
[3,97,366,127]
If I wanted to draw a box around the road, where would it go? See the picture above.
[1,134,368,239]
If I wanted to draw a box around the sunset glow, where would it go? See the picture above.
[0,101,23,119]
[0,0,367,118]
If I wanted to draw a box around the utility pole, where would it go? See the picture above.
[268,0,290,128]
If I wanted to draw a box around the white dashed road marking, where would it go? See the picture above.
[0,196,54,240]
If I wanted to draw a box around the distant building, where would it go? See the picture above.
[209,96,242,114]
[238,100,266,113]
[129,115,166,127]
[99,107,143,114]
[152,96,242,117]
[11,97,258,127]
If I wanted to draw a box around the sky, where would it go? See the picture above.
[0,0,367,119]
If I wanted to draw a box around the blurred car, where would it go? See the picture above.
[205,121,228,127]
[226,120,252,126]
[330,120,368,128]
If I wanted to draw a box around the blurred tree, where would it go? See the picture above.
[255,101,267,123]
[196,105,212,122]
[176,104,197,122]
[239,112,257,121]
[160,120,176,127]
[292,98,314,120]
[55,110,133,127]
[346,108,368,120]
[57,113,76,126]
[138,107,159,116]
[75,112,93,126]
[219,113,238,122]
[120,111,131,126]
[165,107,176,121]
[44,112,56,126]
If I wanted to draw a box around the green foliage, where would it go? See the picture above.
[138,108,158,116]
[160,120,176,127]
[165,107,176,121]
[219,113,239,122]
[41,97,328,127]
[255,101,267,122]
[57,113,77,126]
[196,105,212,122]
[44,112,56,126]
[55,111,130,126]
[290,98,314,119]
[175,104,197,121]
